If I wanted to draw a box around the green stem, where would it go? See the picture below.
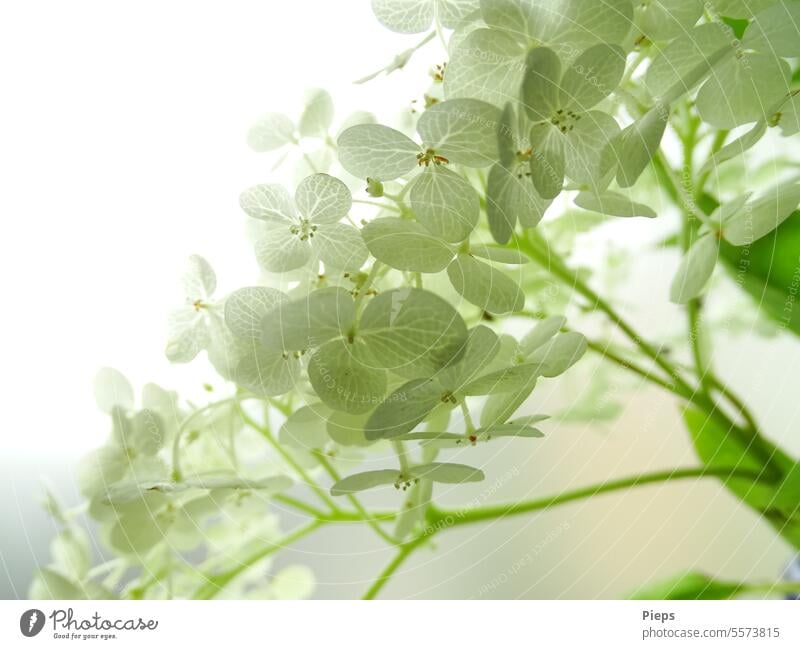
[362,537,426,600]
[191,520,323,600]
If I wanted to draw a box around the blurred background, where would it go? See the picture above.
[1,0,798,599]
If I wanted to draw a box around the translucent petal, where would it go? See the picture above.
[743,0,800,57]
[279,405,331,450]
[519,315,566,356]
[444,28,526,106]
[438,0,482,28]
[295,173,352,224]
[460,362,541,395]
[129,409,165,456]
[447,253,525,314]
[723,183,800,246]
[526,331,588,377]
[417,98,502,167]
[696,53,791,129]
[360,288,469,377]
[697,120,768,178]
[331,469,401,495]
[254,226,311,273]
[529,124,565,199]
[327,410,372,447]
[371,0,434,33]
[165,307,209,363]
[336,111,377,138]
[224,287,287,342]
[709,0,774,18]
[558,44,625,112]
[183,254,217,299]
[575,191,657,218]
[669,234,718,304]
[438,325,501,391]
[521,47,562,121]
[312,222,369,272]
[239,184,297,223]
[77,446,128,498]
[408,166,479,242]
[410,462,484,483]
[635,0,704,42]
[615,104,668,188]
[247,113,295,152]
[261,287,355,352]
[470,243,530,264]
[486,163,549,242]
[93,367,134,414]
[364,378,444,439]
[563,110,620,189]
[298,88,334,138]
[337,124,420,180]
[479,371,539,427]
[362,217,455,272]
[233,348,300,397]
[308,339,388,414]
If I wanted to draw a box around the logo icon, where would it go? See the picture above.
[20,609,45,637]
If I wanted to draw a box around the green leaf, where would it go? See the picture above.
[447,253,525,314]
[438,325,501,391]
[295,173,351,224]
[563,110,620,189]
[521,47,562,122]
[526,332,587,377]
[365,378,444,439]
[254,225,311,272]
[327,410,372,447]
[410,462,484,483]
[417,99,501,167]
[519,315,566,356]
[529,124,565,199]
[279,405,330,449]
[696,54,791,129]
[233,348,300,397]
[298,88,334,138]
[722,183,800,246]
[479,371,539,428]
[743,1,800,57]
[559,44,625,112]
[408,166,479,242]
[616,104,669,188]
[247,113,295,152]
[669,234,718,304]
[460,362,541,396]
[312,222,369,272]
[486,164,550,242]
[225,287,287,342]
[94,367,134,414]
[362,217,454,272]
[631,572,744,600]
[337,124,420,180]
[330,469,400,496]
[697,120,768,179]
[240,184,296,223]
[635,0,704,42]
[261,287,355,352]
[470,244,530,265]
[360,288,469,376]
[308,339,388,414]
[575,191,656,218]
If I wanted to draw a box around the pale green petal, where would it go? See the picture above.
[487,163,550,242]
[438,0,481,27]
[165,307,209,363]
[295,173,352,224]
[559,44,625,112]
[616,104,669,188]
[526,331,587,377]
[743,1,800,57]
[336,111,377,138]
[240,184,297,223]
[575,191,657,218]
[247,113,295,152]
[360,288,468,376]
[233,348,300,397]
[444,28,525,105]
[327,411,372,446]
[312,223,368,271]
[470,243,530,264]
[447,253,525,314]
[337,124,420,180]
[696,54,791,129]
[635,0,704,42]
[408,166,479,242]
[529,124,565,199]
[94,367,134,414]
[520,315,566,356]
[521,47,562,121]
[697,120,768,178]
[77,446,128,498]
[460,362,541,395]
[279,405,331,449]
[563,110,620,188]
[410,462,484,483]
[364,378,444,439]
[371,0,434,33]
[417,98,501,167]
[308,339,388,414]
[331,469,401,495]
[479,372,539,427]
[298,88,334,138]
[709,0,774,18]
[261,287,355,352]
[438,324,501,391]
[723,183,800,246]
[224,287,287,342]
[254,226,311,272]
[362,217,454,272]
[669,234,718,304]
[183,254,217,299]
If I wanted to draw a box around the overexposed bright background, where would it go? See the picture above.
[1,0,799,599]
